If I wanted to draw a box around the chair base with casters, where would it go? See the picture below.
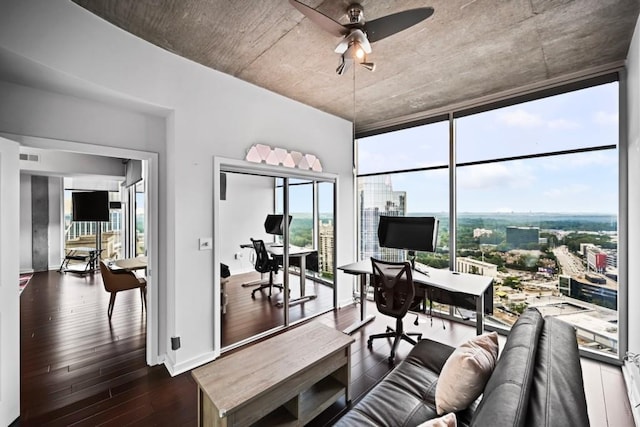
[250,275,283,299]
[367,316,422,365]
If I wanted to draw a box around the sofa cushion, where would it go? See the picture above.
[418,412,457,427]
[470,308,543,427]
[334,338,455,427]
[525,316,589,427]
[435,332,499,414]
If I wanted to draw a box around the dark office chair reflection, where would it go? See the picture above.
[367,258,423,364]
[250,238,284,299]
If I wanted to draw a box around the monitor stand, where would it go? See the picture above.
[408,250,416,270]
[408,250,429,277]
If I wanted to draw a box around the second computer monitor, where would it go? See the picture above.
[264,214,293,236]
[377,215,439,253]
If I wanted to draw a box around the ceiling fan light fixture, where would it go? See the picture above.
[336,56,352,75]
[360,62,376,72]
[345,41,365,60]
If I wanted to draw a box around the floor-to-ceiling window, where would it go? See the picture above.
[356,76,621,358]
[357,120,450,268]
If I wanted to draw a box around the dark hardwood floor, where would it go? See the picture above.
[221,271,335,347]
[19,270,634,426]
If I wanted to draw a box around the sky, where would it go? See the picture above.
[356,82,619,214]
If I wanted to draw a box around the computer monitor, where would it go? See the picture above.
[264,214,293,236]
[378,215,439,267]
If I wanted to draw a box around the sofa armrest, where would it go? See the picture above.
[405,337,456,373]
[471,308,543,427]
[525,316,589,427]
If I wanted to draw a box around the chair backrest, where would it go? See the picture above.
[99,260,142,292]
[251,239,276,274]
[370,258,415,319]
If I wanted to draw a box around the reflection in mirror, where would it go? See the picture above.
[218,171,336,349]
[276,179,336,324]
[218,172,286,348]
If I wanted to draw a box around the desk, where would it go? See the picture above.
[59,247,102,274]
[192,322,353,426]
[241,242,317,307]
[338,260,493,335]
[267,245,317,307]
[113,255,148,271]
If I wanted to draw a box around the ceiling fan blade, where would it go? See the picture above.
[289,0,348,38]
[364,7,434,43]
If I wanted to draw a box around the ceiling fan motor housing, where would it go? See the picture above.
[347,3,364,24]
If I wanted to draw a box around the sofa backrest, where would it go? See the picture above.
[525,316,590,427]
[471,308,543,427]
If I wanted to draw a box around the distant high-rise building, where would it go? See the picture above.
[506,226,539,249]
[585,245,608,273]
[359,176,406,261]
[318,220,334,274]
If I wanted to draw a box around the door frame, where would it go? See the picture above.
[0,136,20,425]
[2,133,160,365]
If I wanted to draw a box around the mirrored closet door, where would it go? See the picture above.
[214,158,337,352]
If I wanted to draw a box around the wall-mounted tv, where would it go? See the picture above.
[72,191,110,222]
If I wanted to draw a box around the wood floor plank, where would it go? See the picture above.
[19,270,633,426]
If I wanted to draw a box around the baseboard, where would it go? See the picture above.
[338,297,356,309]
[622,358,640,426]
[164,350,218,377]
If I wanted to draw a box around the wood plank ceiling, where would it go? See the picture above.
[72,0,639,133]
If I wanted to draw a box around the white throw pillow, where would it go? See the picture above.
[435,332,499,414]
[417,412,457,427]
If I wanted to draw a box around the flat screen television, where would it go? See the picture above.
[264,214,293,236]
[378,215,439,253]
[72,191,110,222]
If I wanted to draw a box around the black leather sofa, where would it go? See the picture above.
[336,308,589,426]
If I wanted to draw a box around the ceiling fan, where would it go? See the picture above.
[289,0,434,75]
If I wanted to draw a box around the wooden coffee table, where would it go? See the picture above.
[192,322,354,426]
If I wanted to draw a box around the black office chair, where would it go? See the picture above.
[250,238,283,299]
[367,258,423,364]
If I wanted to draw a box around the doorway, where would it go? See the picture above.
[14,134,159,364]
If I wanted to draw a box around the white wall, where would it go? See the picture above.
[626,15,639,358]
[0,0,353,376]
[219,173,275,274]
[0,137,20,425]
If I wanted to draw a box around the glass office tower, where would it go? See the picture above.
[358,175,406,262]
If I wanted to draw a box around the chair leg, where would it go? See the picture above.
[140,286,147,311]
[389,334,403,364]
[108,292,117,320]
